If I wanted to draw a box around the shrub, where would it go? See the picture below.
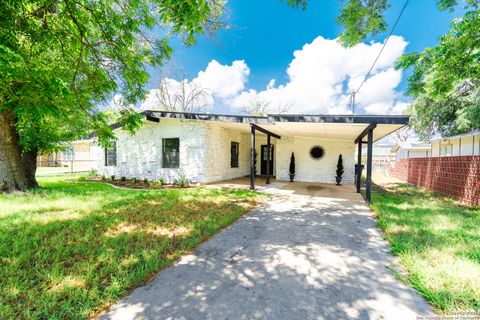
[87,169,98,178]
[131,177,137,183]
[101,175,107,181]
[174,175,189,188]
[289,152,295,175]
[158,177,165,186]
[336,154,344,178]
[111,175,115,181]
[78,176,86,181]
[121,176,126,182]
[143,178,149,184]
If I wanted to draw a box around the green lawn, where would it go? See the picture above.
[371,183,480,313]
[0,175,262,319]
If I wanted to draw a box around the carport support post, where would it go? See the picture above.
[250,125,256,190]
[365,129,373,206]
[356,141,362,193]
[266,133,271,184]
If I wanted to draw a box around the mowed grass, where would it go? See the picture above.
[0,175,263,319]
[370,183,480,312]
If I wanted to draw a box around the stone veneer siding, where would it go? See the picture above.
[97,118,206,183]
[389,156,480,206]
[96,118,357,185]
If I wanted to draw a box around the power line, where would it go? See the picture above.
[351,0,410,113]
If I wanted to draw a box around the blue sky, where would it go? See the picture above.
[143,1,464,115]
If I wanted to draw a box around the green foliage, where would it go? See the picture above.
[158,177,165,186]
[284,0,309,10]
[0,0,224,154]
[87,169,98,178]
[143,178,149,184]
[397,9,480,139]
[0,175,260,318]
[174,174,189,188]
[120,176,126,182]
[110,175,115,181]
[337,0,389,47]
[131,177,137,184]
[336,154,344,178]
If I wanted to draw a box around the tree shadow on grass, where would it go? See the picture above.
[99,190,432,320]
[370,182,480,311]
[0,184,258,319]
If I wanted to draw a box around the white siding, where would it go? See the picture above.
[459,136,475,156]
[96,118,206,183]
[431,133,480,157]
[95,119,358,185]
[432,141,440,157]
[276,136,355,184]
[203,122,251,183]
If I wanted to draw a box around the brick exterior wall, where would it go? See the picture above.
[389,156,480,206]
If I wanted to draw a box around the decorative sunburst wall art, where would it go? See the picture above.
[309,145,326,160]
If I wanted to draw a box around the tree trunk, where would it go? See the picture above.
[22,149,39,188]
[0,109,29,192]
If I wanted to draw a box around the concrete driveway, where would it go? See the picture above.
[100,181,432,320]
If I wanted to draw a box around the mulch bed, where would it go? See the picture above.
[81,177,191,189]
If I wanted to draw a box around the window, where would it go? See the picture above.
[231,142,239,168]
[105,141,117,166]
[163,138,180,168]
[440,144,452,157]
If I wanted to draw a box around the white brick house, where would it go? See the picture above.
[94,111,408,201]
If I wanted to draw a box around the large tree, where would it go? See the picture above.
[288,0,479,139]
[0,0,223,192]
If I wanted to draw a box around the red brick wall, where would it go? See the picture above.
[389,156,480,206]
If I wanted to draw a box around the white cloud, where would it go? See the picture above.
[139,60,249,111]
[193,60,249,98]
[136,35,409,115]
[227,35,409,114]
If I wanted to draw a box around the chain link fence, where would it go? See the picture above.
[36,160,98,176]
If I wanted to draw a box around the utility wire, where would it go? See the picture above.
[351,0,410,112]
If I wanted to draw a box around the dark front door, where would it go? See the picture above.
[260,145,274,175]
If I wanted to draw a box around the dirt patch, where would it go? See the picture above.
[306,185,324,192]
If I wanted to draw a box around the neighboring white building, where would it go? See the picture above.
[431,130,480,157]
[391,142,432,162]
[93,111,408,186]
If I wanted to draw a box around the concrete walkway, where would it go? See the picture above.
[100,182,432,320]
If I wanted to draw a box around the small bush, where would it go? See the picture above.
[78,176,87,181]
[174,175,189,188]
[87,169,98,178]
[121,176,126,182]
[143,178,149,184]
[102,175,107,181]
[111,175,115,181]
[131,177,137,184]
[158,177,165,186]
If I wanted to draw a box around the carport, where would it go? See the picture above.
[248,115,409,205]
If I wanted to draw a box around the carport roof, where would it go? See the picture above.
[142,110,409,143]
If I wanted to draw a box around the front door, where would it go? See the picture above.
[260,145,274,175]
